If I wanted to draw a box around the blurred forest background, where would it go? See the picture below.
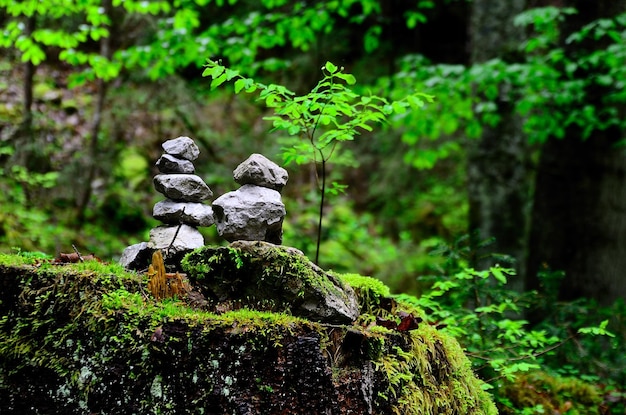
[1,0,626,412]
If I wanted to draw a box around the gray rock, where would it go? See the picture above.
[119,242,153,271]
[149,224,204,257]
[162,136,200,161]
[153,199,214,227]
[154,174,213,202]
[156,154,195,174]
[233,153,289,191]
[182,241,360,324]
[212,184,286,244]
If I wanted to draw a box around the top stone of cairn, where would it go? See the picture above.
[233,153,289,192]
[162,136,200,161]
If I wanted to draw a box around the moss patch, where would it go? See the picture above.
[498,371,602,414]
[0,250,497,414]
[181,241,359,323]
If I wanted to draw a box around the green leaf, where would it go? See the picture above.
[211,73,228,89]
[324,61,337,74]
[234,78,246,93]
[578,320,615,337]
[364,25,382,53]
[407,95,425,108]
[336,72,356,85]
[392,101,408,114]
[203,63,225,79]
[490,266,508,284]
[225,68,240,81]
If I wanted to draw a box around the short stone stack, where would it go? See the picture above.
[212,154,288,244]
[120,136,214,270]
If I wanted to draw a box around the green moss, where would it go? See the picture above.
[340,273,390,296]
[181,243,354,317]
[371,324,496,415]
[338,272,496,414]
[0,251,497,414]
[339,273,390,311]
[0,250,51,266]
[498,371,602,415]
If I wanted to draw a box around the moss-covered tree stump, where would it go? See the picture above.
[0,247,496,414]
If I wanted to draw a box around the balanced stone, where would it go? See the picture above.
[149,224,204,253]
[154,174,213,202]
[233,153,289,192]
[212,184,286,244]
[162,136,200,161]
[119,242,153,271]
[156,154,195,174]
[153,200,214,227]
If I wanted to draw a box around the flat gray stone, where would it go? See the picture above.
[149,224,204,253]
[162,136,200,161]
[153,199,214,227]
[212,184,285,244]
[156,154,195,174]
[233,153,289,191]
[154,174,213,202]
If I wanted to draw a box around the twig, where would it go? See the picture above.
[166,207,185,257]
[72,244,84,262]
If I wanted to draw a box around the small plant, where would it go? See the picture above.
[203,60,433,264]
[146,250,190,300]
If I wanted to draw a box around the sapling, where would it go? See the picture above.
[203,60,433,264]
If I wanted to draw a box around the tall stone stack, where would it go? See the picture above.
[212,154,288,245]
[119,136,214,270]
[150,136,214,251]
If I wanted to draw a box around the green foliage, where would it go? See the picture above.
[204,59,433,263]
[203,59,432,166]
[392,241,625,413]
[398,265,557,385]
[1,0,436,83]
[376,6,626,174]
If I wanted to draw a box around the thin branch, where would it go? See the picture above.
[465,334,575,366]
[72,244,84,262]
[166,207,186,257]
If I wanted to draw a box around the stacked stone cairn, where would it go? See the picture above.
[213,153,288,245]
[120,136,214,270]
[119,139,289,271]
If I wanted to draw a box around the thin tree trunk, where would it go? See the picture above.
[467,0,530,290]
[12,15,36,169]
[22,15,35,142]
[76,0,113,227]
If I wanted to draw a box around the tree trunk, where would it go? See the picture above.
[527,131,626,304]
[467,0,530,290]
[11,15,36,170]
[526,0,626,305]
[76,0,113,227]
